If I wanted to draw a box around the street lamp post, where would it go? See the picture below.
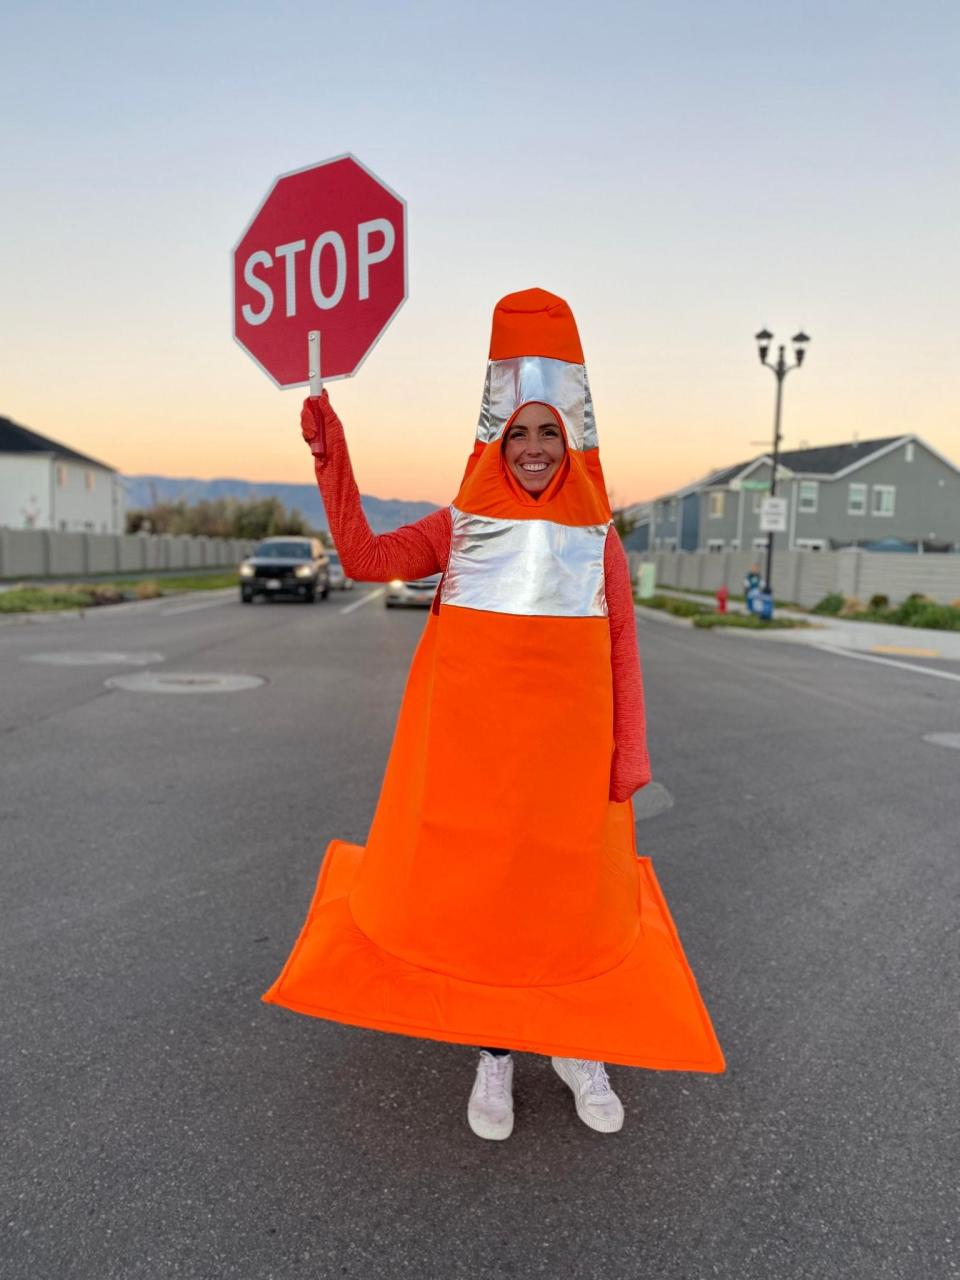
[754,328,810,597]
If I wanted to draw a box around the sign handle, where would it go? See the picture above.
[308,331,323,398]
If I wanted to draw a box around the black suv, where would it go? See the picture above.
[239,537,330,604]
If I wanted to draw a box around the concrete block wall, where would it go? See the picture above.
[628,547,960,607]
[48,532,86,576]
[0,527,256,580]
[84,533,119,574]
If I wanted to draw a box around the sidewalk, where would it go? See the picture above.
[646,588,960,661]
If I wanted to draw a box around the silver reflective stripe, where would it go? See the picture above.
[477,357,597,452]
[441,507,609,617]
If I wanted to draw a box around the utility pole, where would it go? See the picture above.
[754,328,810,598]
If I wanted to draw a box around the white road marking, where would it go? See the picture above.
[816,644,960,684]
[340,588,386,615]
[923,733,960,749]
[23,651,164,666]
[160,592,235,616]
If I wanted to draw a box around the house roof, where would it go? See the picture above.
[701,459,754,487]
[775,437,904,475]
[0,416,116,472]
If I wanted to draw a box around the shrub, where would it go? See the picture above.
[642,595,711,617]
[904,603,960,631]
[839,597,865,617]
[134,580,163,599]
[664,598,711,618]
[90,584,124,605]
[812,592,845,615]
[890,593,933,625]
[868,593,890,611]
[692,613,807,630]
[0,585,96,613]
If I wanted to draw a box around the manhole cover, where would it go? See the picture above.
[632,782,675,822]
[104,672,265,694]
[923,733,960,751]
[25,651,165,667]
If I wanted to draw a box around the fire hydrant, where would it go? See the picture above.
[716,584,729,614]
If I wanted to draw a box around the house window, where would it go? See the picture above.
[795,538,827,551]
[56,464,67,488]
[84,470,95,492]
[668,498,677,518]
[752,536,769,550]
[708,492,725,519]
[752,491,767,513]
[798,480,819,513]
[872,485,896,517]
[848,483,867,515]
[706,539,725,553]
[905,442,914,462]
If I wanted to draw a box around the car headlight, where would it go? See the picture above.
[239,563,255,578]
[294,564,315,579]
[389,579,404,589]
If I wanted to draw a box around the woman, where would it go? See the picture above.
[263,288,724,1141]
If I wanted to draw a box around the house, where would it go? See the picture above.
[638,436,960,554]
[0,416,125,534]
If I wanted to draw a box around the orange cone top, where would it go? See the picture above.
[489,288,585,364]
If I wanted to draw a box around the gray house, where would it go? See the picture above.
[629,436,960,554]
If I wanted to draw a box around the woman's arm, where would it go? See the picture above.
[604,529,652,802]
[302,393,451,581]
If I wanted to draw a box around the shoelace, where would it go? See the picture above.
[478,1053,511,1101]
[576,1058,613,1098]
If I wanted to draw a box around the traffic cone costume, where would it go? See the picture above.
[263,289,724,1072]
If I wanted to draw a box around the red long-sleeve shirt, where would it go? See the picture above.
[311,416,651,802]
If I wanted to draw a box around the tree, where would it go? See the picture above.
[126,496,314,538]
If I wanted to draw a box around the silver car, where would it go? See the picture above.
[385,573,441,608]
[326,550,353,590]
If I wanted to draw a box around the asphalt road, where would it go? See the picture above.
[2,589,957,1280]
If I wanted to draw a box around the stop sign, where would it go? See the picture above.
[232,154,407,387]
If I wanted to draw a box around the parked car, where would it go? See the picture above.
[238,537,330,603]
[385,574,442,608]
[326,550,354,590]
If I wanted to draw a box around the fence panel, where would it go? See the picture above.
[640,548,960,607]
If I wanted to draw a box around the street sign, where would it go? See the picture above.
[232,154,407,387]
[740,479,770,491]
[759,496,788,532]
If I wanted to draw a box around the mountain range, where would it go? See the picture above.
[121,475,439,534]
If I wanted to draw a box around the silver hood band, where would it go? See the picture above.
[440,507,609,618]
[477,357,598,452]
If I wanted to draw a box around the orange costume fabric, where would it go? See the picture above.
[263,289,724,1072]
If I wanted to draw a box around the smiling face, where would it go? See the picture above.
[502,403,567,496]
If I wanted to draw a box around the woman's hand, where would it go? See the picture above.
[300,390,342,459]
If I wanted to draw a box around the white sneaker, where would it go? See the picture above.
[467,1051,514,1140]
[551,1057,624,1133]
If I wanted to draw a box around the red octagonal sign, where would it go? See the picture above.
[232,154,407,387]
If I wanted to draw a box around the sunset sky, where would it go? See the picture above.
[2,0,957,507]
